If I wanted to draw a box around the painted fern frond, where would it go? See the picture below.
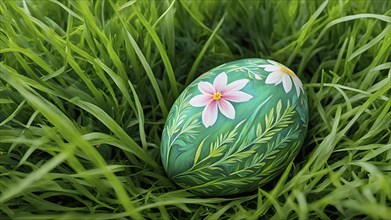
[250,100,296,147]
[232,126,302,179]
[172,121,245,180]
[164,91,201,168]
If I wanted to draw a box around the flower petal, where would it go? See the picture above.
[198,81,215,94]
[213,72,227,92]
[264,65,280,72]
[202,101,218,127]
[258,64,269,68]
[292,76,303,96]
[224,79,250,92]
[189,94,213,107]
[218,99,235,119]
[282,74,292,93]
[223,91,253,102]
[258,64,277,72]
[265,71,284,85]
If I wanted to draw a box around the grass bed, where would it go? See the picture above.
[0,0,390,219]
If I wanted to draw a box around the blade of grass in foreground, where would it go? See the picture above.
[185,12,227,84]
[110,1,169,118]
[129,3,179,97]
[0,64,143,219]
[0,62,159,169]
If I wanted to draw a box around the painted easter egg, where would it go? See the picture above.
[161,58,308,196]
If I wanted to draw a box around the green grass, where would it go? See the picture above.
[0,0,390,219]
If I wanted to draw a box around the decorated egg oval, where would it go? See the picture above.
[161,58,308,196]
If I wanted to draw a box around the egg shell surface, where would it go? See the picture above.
[161,58,308,196]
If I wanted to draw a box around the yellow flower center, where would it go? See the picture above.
[280,66,295,77]
[213,92,222,100]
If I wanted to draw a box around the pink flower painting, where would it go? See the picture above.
[189,72,253,128]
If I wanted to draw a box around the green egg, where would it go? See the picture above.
[161,58,308,196]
